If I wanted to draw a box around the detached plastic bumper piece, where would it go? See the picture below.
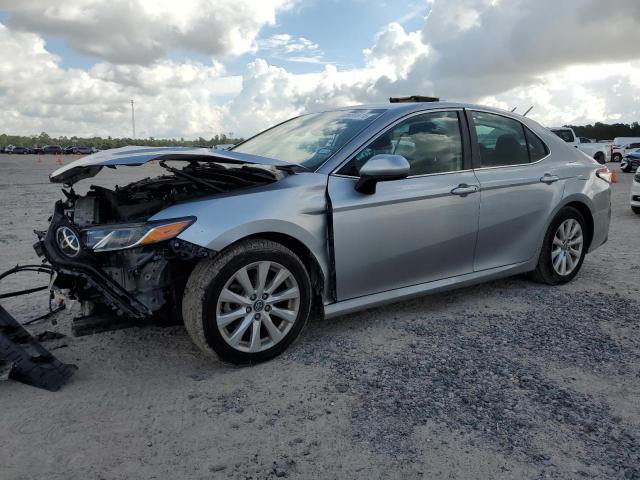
[0,304,76,391]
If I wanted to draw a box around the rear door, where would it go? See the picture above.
[328,109,481,301]
[468,110,565,271]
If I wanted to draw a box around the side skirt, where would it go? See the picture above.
[323,260,535,319]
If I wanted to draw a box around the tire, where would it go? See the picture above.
[182,238,312,364]
[613,153,622,162]
[594,152,605,165]
[632,207,640,215]
[622,164,632,173]
[529,207,587,285]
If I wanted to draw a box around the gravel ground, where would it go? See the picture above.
[1,154,639,480]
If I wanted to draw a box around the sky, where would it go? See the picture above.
[0,0,639,139]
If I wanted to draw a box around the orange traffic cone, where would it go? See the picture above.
[611,168,617,183]
[56,154,64,165]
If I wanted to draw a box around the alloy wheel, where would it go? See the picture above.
[216,261,300,353]
[551,218,583,276]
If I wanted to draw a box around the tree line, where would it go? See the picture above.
[0,132,244,149]
[566,122,640,141]
[3,121,640,149]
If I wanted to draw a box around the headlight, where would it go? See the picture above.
[83,217,195,252]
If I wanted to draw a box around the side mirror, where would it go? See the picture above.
[355,154,410,194]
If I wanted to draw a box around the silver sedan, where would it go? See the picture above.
[43,100,612,363]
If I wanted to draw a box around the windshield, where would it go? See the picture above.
[233,109,386,170]
[551,129,575,143]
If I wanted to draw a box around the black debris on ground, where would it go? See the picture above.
[36,330,66,342]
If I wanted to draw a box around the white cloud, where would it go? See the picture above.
[258,33,325,64]
[364,22,429,80]
[0,23,239,138]
[0,0,295,64]
[1,0,640,140]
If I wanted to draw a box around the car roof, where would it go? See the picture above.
[322,101,533,128]
[333,101,510,115]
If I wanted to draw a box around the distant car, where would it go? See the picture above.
[42,145,64,154]
[31,147,43,155]
[631,171,640,215]
[74,146,95,155]
[549,127,610,164]
[10,146,31,154]
[64,146,76,154]
[621,152,640,173]
[611,137,640,162]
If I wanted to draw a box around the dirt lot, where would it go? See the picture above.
[1,154,639,480]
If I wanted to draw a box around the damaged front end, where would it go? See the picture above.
[35,158,282,323]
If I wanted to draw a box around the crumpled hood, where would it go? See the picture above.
[49,145,299,184]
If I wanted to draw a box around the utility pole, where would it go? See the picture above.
[130,99,136,139]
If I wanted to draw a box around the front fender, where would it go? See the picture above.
[149,172,331,284]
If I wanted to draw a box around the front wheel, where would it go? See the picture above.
[529,207,587,285]
[613,153,622,162]
[182,239,312,364]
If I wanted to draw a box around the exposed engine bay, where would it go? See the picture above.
[34,161,282,321]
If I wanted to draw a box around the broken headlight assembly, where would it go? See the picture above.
[82,217,195,252]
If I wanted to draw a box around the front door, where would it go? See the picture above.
[328,110,481,301]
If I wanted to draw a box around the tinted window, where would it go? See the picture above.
[338,111,463,176]
[234,109,386,170]
[525,127,549,162]
[472,112,529,167]
[629,143,640,149]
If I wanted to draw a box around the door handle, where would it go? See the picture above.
[451,184,479,196]
[540,174,560,184]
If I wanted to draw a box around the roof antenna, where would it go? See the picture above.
[510,107,517,113]
[523,105,534,117]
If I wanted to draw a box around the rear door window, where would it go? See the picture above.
[471,112,548,166]
[471,112,529,167]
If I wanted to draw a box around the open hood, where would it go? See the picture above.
[49,146,300,184]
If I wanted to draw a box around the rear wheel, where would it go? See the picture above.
[530,207,587,285]
[594,152,605,165]
[632,206,640,215]
[182,239,312,364]
[613,153,622,162]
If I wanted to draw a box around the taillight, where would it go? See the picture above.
[596,166,613,183]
